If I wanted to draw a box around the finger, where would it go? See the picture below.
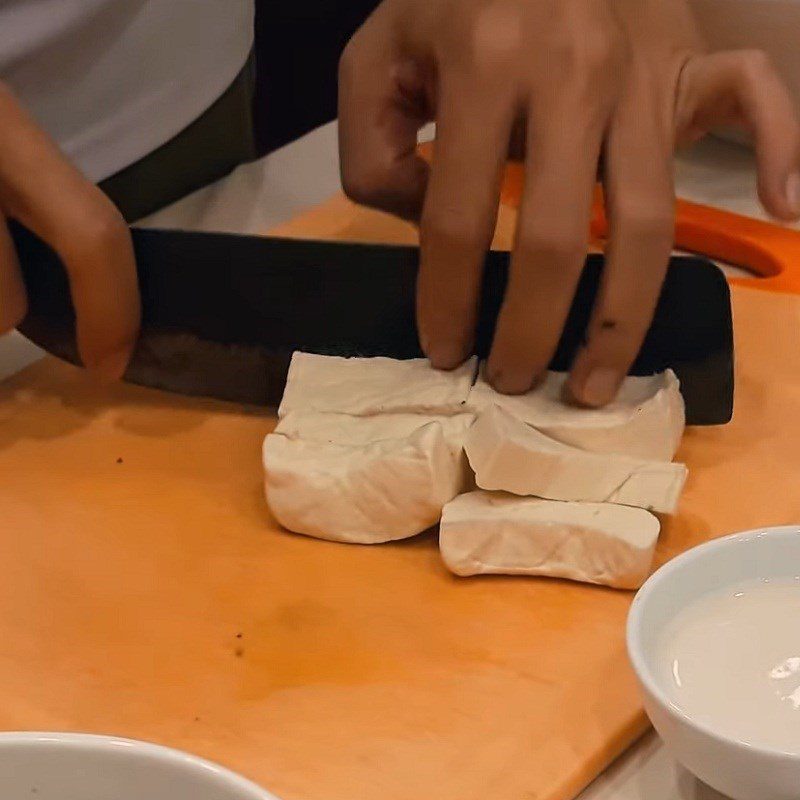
[338,17,430,222]
[568,84,674,407]
[0,85,140,378]
[417,78,515,369]
[0,212,27,334]
[679,50,800,220]
[487,84,611,394]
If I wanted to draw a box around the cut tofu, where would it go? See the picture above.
[275,410,475,451]
[467,370,684,461]
[465,405,687,513]
[264,422,468,544]
[278,353,477,418]
[439,491,660,589]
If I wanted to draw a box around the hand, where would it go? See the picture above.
[0,83,140,379]
[338,0,800,405]
[566,0,800,405]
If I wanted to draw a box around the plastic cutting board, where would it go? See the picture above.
[1,194,800,800]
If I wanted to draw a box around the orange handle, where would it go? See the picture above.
[418,146,800,295]
[591,191,800,295]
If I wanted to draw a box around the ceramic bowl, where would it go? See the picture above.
[627,526,800,800]
[0,732,278,800]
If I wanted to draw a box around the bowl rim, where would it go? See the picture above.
[0,732,278,798]
[627,524,800,760]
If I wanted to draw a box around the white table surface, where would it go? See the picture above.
[1,122,783,800]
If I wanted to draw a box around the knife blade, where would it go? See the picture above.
[11,224,733,424]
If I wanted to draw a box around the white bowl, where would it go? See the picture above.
[0,733,279,800]
[627,526,800,800]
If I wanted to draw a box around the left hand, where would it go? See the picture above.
[339,0,800,406]
[564,0,800,406]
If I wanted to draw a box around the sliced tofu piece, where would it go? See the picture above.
[468,369,684,461]
[275,410,475,450]
[465,405,687,513]
[264,422,467,544]
[278,353,478,418]
[439,491,660,589]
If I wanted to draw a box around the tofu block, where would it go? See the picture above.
[275,410,475,450]
[264,422,467,544]
[465,405,687,513]
[439,491,660,589]
[467,370,684,461]
[278,353,477,418]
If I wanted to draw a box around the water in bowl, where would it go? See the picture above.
[656,576,800,755]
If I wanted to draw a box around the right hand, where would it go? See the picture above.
[0,82,140,379]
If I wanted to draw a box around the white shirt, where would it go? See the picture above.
[0,0,255,182]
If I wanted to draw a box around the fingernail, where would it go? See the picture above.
[786,172,800,215]
[89,349,131,381]
[488,368,535,395]
[426,340,471,371]
[577,367,620,407]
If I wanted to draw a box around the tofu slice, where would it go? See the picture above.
[465,405,687,513]
[439,491,661,589]
[467,369,684,461]
[264,421,468,544]
[275,410,475,450]
[278,353,477,418]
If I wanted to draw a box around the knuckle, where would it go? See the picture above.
[552,29,620,76]
[615,201,674,243]
[583,30,620,72]
[468,6,524,72]
[516,227,585,269]
[738,48,774,81]
[421,206,487,251]
[341,161,391,208]
[69,201,129,260]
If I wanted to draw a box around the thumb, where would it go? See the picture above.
[677,50,800,221]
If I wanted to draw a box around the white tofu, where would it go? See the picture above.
[439,491,660,589]
[278,353,477,418]
[467,370,685,461]
[264,422,467,544]
[275,410,475,451]
[465,405,687,513]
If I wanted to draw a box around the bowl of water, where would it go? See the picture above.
[0,733,278,800]
[627,526,800,800]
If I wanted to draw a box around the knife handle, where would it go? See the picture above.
[420,144,800,294]
[447,149,800,296]
[589,188,800,296]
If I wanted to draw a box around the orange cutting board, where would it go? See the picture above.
[2,196,800,800]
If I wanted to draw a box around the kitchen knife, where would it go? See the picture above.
[11,224,733,424]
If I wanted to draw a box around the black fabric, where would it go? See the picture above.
[100,0,384,221]
[253,0,380,153]
[100,55,257,222]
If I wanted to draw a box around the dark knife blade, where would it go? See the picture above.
[12,224,733,424]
